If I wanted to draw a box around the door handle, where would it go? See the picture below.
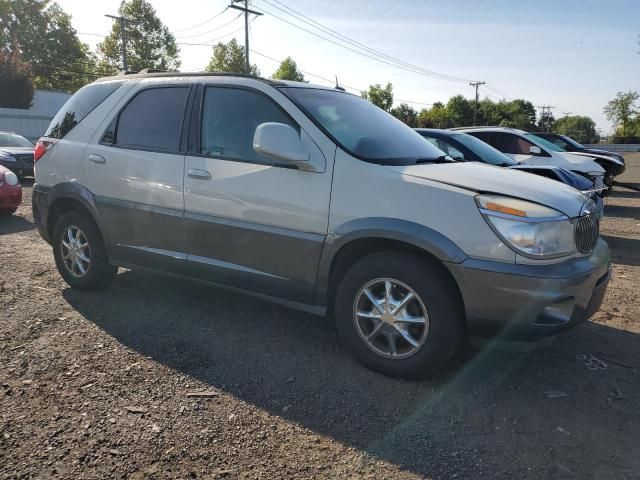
[88,154,106,164]
[187,168,211,180]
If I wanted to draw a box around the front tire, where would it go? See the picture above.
[335,251,463,379]
[52,211,116,290]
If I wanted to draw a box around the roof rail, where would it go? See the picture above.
[101,71,288,86]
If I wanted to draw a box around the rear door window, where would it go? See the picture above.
[46,81,124,139]
[113,87,190,153]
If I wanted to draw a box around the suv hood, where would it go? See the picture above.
[390,161,587,218]
[563,150,624,167]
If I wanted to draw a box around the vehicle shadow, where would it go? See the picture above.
[19,178,34,187]
[609,188,640,200]
[62,270,640,478]
[602,235,640,267]
[0,214,34,235]
[604,204,640,220]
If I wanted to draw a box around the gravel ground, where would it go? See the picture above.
[1,155,639,480]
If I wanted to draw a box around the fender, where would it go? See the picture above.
[33,181,108,246]
[314,217,467,305]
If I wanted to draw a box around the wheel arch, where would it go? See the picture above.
[46,183,106,244]
[317,218,468,312]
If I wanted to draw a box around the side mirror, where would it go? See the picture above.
[529,145,542,155]
[253,122,311,169]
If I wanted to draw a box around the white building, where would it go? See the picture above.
[0,90,71,142]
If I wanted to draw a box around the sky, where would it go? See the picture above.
[57,0,640,133]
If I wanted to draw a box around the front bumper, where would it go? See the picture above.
[446,238,611,340]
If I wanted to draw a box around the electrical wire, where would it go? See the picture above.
[175,12,242,39]
[253,0,477,84]
[172,7,228,34]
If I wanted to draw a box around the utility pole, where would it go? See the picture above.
[469,81,485,126]
[562,111,572,135]
[105,14,128,71]
[229,0,263,74]
[537,105,555,132]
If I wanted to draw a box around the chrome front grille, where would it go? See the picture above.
[575,212,599,254]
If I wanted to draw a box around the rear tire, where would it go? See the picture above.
[0,208,17,216]
[335,251,463,380]
[52,211,116,291]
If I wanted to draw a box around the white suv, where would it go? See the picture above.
[455,126,609,190]
[32,73,610,379]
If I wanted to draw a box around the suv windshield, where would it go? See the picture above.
[281,87,444,165]
[0,132,33,147]
[525,133,563,152]
[453,133,516,166]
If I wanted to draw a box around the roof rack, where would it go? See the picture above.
[101,70,287,86]
[449,126,526,133]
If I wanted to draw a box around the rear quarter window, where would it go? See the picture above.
[46,81,125,139]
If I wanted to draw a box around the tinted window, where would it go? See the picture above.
[201,87,297,165]
[492,133,536,155]
[115,87,189,152]
[422,136,465,160]
[525,133,562,152]
[0,133,33,147]
[281,88,444,165]
[46,81,124,139]
[453,133,516,166]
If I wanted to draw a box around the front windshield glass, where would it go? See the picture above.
[560,135,584,149]
[453,133,516,166]
[0,133,33,147]
[280,87,445,165]
[525,133,563,152]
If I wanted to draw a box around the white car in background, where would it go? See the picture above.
[455,127,607,191]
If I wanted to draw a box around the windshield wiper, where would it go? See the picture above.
[415,155,456,164]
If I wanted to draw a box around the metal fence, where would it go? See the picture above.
[584,144,640,153]
[0,90,71,142]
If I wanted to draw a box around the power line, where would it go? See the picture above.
[175,12,241,40]
[250,49,432,107]
[251,2,478,84]
[172,7,228,34]
[257,0,475,84]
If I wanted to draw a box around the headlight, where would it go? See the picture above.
[0,153,16,163]
[477,194,575,258]
[4,171,19,186]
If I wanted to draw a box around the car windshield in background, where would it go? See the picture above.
[453,133,517,166]
[281,87,444,165]
[0,133,33,147]
[46,80,125,139]
[559,134,585,149]
[525,133,564,152]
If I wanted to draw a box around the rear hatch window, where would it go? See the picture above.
[45,81,125,139]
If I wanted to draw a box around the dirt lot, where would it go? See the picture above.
[1,155,639,480]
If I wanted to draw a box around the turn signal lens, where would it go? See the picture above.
[483,202,527,217]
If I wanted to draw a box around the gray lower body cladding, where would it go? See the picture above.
[33,185,611,340]
[446,238,611,339]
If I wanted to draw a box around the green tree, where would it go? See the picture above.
[97,0,180,73]
[272,56,305,82]
[553,115,598,143]
[604,91,639,137]
[0,0,96,91]
[0,51,34,108]
[390,103,418,127]
[417,102,452,128]
[445,95,474,126]
[361,82,393,111]
[205,38,258,75]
